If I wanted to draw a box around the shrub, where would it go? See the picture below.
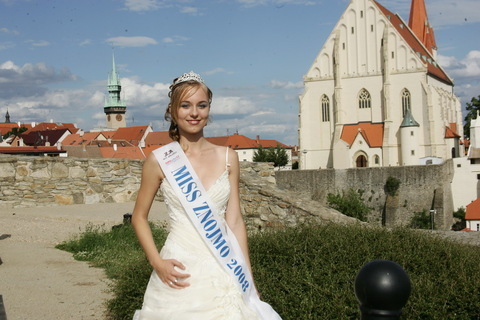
[385,176,401,196]
[409,210,432,230]
[326,189,370,221]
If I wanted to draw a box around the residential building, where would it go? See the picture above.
[465,199,480,232]
[299,0,463,169]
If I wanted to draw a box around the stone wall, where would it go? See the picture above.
[275,161,455,230]
[0,156,358,231]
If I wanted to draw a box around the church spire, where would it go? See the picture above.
[5,109,10,123]
[104,53,127,129]
[408,0,437,56]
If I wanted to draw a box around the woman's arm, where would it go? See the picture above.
[131,152,190,288]
[224,149,254,275]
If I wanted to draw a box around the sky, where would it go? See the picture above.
[0,0,479,146]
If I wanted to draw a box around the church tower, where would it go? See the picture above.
[5,109,10,123]
[408,0,437,57]
[104,54,127,129]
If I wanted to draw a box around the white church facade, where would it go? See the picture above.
[299,0,463,169]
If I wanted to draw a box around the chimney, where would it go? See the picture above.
[113,144,117,151]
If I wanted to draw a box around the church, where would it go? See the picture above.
[298,0,463,169]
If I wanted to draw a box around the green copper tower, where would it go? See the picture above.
[104,53,126,129]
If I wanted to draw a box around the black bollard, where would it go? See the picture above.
[354,259,411,320]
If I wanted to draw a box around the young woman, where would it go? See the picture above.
[132,72,274,319]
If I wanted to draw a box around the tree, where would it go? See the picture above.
[464,95,480,139]
[2,126,27,140]
[253,144,289,168]
[253,145,268,162]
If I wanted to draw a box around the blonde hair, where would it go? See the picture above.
[165,80,213,141]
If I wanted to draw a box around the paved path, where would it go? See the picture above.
[0,202,167,320]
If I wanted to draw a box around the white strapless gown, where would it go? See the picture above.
[134,171,260,320]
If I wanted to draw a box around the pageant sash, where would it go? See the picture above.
[153,142,281,320]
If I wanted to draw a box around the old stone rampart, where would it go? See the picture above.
[0,157,358,231]
[275,161,455,230]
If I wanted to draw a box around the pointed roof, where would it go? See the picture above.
[109,53,120,86]
[408,0,437,54]
[340,122,384,148]
[466,198,480,220]
[144,131,173,146]
[445,123,460,138]
[111,125,150,146]
[400,108,420,127]
[207,133,290,150]
[373,1,452,86]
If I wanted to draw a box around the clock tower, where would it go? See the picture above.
[104,54,127,129]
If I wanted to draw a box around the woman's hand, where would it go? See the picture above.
[153,259,190,289]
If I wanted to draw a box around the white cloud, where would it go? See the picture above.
[0,27,19,35]
[438,50,480,78]
[204,68,229,76]
[25,40,50,47]
[212,96,257,115]
[79,39,92,46]
[0,42,15,50]
[162,35,189,45]
[123,0,162,12]
[270,79,303,89]
[237,0,317,8]
[180,6,202,16]
[106,36,158,47]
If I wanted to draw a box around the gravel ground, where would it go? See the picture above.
[0,202,167,320]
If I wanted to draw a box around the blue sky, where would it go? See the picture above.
[0,0,479,146]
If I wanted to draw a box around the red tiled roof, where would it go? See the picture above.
[62,132,101,146]
[20,128,71,146]
[466,199,480,220]
[99,146,146,159]
[0,123,32,136]
[145,131,172,146]
[207,133,290,150]
[0,146,65,155]
[340,122,384,148]
[24,122,80,134]
[373,1,452,85]
[112,125,150,146]
[445,123,460,138]
[100,131,116,139]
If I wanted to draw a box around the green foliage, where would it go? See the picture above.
[59,223,480,320]
[253,144,289,167]
[326,189,370,221]
[452,207,466,231]
[409,210,432,230]
[385,176,401,196]
[253,145,268,162]
[2,126,27,140]
[464,95,480,139]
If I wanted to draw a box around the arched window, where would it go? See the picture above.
[356,155,368,167]
[321,95,330,122]
[402,89,411,116]
[374,155,380,165]
[358,89,371,109]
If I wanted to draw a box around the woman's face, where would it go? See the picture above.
[175,86,210,137]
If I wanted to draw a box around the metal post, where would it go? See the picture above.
[355,260,411,320]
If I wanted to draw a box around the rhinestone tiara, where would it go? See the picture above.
[173,71,204,85]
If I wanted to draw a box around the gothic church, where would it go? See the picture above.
[299,0,463,169]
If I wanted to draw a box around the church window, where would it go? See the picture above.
[411,150,415,156]
[351,27,355,34]
[361,11,364,18]
[342,43,345,50]
[402,89,411,116]
[371,25,374,32]
[358,89,371,109]
[374,155,380,164]
[392,51,395,59]
[321,95,330,122]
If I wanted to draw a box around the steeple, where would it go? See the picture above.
[408,0,437,56]
[104,53,127,129]
[5,109,10,123]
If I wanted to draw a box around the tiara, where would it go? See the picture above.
[173,71,204,85]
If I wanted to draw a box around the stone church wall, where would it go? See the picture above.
[275,161,455,230]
